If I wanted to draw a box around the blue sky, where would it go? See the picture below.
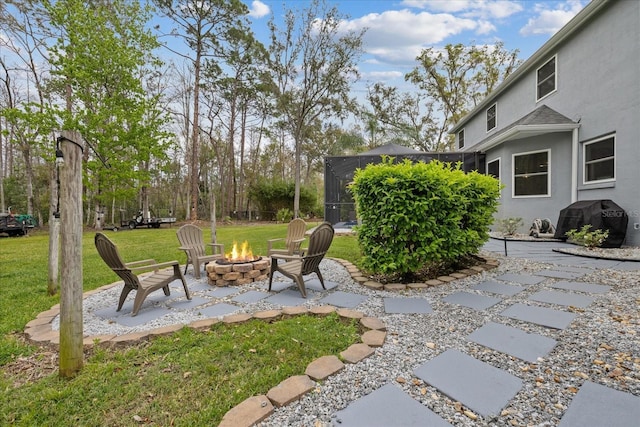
[243,0,588,94]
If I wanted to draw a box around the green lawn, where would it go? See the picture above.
[0,222,363,425]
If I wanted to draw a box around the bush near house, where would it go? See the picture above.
[566,224,609,249]
[350,158,500,280]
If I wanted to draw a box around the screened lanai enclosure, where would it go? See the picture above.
[324,144,486,226]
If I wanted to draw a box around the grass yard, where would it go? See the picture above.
[0,221,362,425]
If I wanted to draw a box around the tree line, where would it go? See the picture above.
[0,0,520,227]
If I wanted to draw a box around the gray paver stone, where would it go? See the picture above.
[443,292,502,311]
[529,290,595,308]
[558,381,640,427]
[501,303,576,330]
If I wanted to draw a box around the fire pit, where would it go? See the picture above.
[205,241,271,286]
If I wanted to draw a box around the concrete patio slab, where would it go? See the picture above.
[471,280,524,296]
[501,303,576,329]
[558,381,640,427]
[332,383,453,427]
[319,291,368,308]
[259,281,295,292]
[203,286,241,298]
[528,290,595,308]
[115,306,172,327]
[383,297,433,314]
[495,273,545,285]
[167,296,211,311]
[197,303,240,318]
[184,281,215,292]
[467,321,557,363]
[265,289,316,306]
[232,290,270,304]
[442,292,502,311]
[550,281,612,294]
[414,349,522,417]
[535,269,585,279]
[304,278,339,292]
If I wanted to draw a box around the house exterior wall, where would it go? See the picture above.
[455,0,640,245]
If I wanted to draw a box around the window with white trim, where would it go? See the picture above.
[458,129,465,149]
[513,150,550,197]
[536,56,556,101]
[487,158,500,180]
[584,134,615,183]
[486,103,497,131]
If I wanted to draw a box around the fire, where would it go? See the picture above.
[226,240,255,262]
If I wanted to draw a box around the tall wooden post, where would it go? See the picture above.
[58,132,84,377]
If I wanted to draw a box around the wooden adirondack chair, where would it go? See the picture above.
[94,233,191,317]
[268,222,335,297]
[267,218,307,256]
[176,224,225,279]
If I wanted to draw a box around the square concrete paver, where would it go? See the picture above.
[384,297,433,314]
[265,289,314,306]
[115,306,172,327]
[467,322,557,363]
[332,383,453,427]
[414,349,522,417]
[500,303,576,330]
[472,281,524,296]
[319,291,368,308]
[558,381,640,427]
[304,278,339,292]
[550,281,611,294]
[168,296,211,311]
[260,281,295,292]
[443,292,502,311]
[232,290,270,304]
[528,290,595,308]
[197,303,239,318]
[495,273,545,286]
[535,270,585,280]
[203,286,241,298]
[185,281,215,292]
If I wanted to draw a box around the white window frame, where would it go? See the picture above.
[487,157,501,197]
[458,129,465,149]
[536,55,557,102]
[583,133,616,184]
[512,149,551,198]
[486,103,497,132]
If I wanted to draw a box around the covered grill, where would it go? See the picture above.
[554,199,628,248]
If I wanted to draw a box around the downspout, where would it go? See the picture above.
[571,127,579,203]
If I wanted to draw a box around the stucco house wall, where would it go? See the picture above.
[451,0,640,246]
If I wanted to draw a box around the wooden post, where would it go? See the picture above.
[58,132,84,377]
[47,168,60,296]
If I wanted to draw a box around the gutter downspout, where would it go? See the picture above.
[571,127,579,203]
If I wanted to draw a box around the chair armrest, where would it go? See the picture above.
[267,238,284,250]
[125,259,158,268]
[270,253,302,261]
[207,243,225,254]
[129,260,179,272]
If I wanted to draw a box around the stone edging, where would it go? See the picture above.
[329,257,500,291]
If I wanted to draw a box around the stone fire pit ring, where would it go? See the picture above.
[206,258,271,287]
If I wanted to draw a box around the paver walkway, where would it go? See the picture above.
[332,239,640,426]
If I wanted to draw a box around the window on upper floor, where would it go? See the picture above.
[458,129,465,149]
[537,56,556,101]
[486,103,497,132]
[513,149,550,197]
[583,134,615,184]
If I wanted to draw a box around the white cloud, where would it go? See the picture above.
[362,70,405,82]
[248,0,270,19]
[401,0,523,19]
[520,0,585,36]
[340,9,477,64]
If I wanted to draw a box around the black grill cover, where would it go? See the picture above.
[554,200,628,248]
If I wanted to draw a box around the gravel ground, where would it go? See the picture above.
[50,250,640,426]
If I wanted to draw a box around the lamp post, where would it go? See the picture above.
[56,132,85,377]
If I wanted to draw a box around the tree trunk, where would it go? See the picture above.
[58,131,84,377]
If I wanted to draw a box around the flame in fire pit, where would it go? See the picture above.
[225,241,258,263]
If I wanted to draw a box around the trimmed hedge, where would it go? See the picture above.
[350,158,500,276]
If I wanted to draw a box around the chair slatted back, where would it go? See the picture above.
[177,224,206,258]
[95,233,141,289]
[301,222,334,275]
[285,218,307,249]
